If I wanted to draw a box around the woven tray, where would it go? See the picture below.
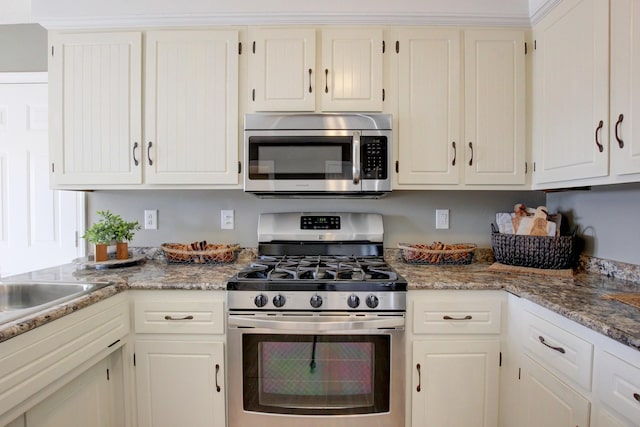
[398,243,477,265]
[490,224,578,270]
[161,243,240,264]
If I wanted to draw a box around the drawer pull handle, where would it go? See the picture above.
[215,364,221,392]
[595,120,604,152]
[416,363,422,392]
[634,392,640,402]
[538,335,566,354]
[443,315,472,320]
[164,315,194,320]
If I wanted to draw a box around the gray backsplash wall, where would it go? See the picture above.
[547,183,640,266]
[86,190,545,249]
[0,24,47,72]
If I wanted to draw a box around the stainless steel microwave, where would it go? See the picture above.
[244,113,392,198]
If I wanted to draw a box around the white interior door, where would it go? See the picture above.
[0,73,83,278]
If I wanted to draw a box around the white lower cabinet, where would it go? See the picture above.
[26,356,121,427]
[592,349,640,427]
[520,354,591,427]
[408,291,504,427]
[412,339,500,427]
[134,340,224,427]
[132,291,226,427]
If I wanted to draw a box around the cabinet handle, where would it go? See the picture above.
[308,68,313,93]
[615,114,624,148]
[538,335,566,354]
[595,120,604,152]
[468,142,473,166]
[215,363,221,392]
[133,142,139,166]
[633,392,640,402]
[164,315,194,320]
[451,141,456,166]
[147,141,153,166]
[416,363,422,392]
[443,315,472,320]
[324,69,329,93]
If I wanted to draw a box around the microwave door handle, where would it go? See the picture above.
[353,131,361,185]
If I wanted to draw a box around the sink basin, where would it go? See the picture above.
[0,281,112,325]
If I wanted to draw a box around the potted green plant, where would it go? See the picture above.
[83,210,141,261]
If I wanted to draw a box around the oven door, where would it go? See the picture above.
[227,312,405,427]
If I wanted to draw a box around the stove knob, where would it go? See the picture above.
[366,294,379,309]
[273,294,286,308]
[254,294,268,308]
[310,294,323,308]
[347,294,360,308]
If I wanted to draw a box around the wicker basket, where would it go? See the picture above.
[161,243,240,264]
[398,243,477,265]
[490,224,578,269]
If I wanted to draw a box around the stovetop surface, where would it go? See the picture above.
[227,255,407,292]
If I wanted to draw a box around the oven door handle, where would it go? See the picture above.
[228,315,404,331]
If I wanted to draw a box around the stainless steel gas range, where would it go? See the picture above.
[227,212,406,427]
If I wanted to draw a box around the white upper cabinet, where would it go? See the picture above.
[49,29,239,188]
[249,27,384,112]
[320,28,384,111]
[144,30,239,185]
[610,0,640,176]
[49,32,143,186]
[464,30,526,185]
[397,28,462,185]
[249,28,316,111]
[394,28,525,188]
[532,0,610,186]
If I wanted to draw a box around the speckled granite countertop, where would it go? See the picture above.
[2,249,639,353]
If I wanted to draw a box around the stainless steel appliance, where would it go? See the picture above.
[227,212,406,427]
[243,113,392,197]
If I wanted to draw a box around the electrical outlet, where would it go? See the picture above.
[221,210,234,230]
[144,210,158,230]
[435,209,450,230]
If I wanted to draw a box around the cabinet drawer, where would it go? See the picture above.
[522,310,593,391]
[597,350,640,424]
[134,299,224,335]
[413,294,502,334]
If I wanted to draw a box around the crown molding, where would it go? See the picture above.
[529,0,562,25]
[35,11,532,30]
[0,72,48,84]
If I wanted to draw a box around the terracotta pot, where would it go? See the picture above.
[116,242,129,260]
[94,243,109,262]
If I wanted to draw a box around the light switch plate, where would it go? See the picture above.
[435,209,449,229]
[221,210,234,230]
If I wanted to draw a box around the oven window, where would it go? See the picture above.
[242,334,390,415]
[248,136,353,180]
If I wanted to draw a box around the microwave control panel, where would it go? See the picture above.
[361,137,388,179]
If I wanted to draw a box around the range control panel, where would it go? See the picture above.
[300,215,341,230]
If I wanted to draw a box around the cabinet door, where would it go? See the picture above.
[48,32,142,186]
[397,29,461,185]
[144,30,239,185]
[521,355,590,427]
[26,358,116,427]
[610,0,640,176]
[464,30,526,185]
[249,28,316,111]
[532,0,609,185]
[321,28,383,111]
[412,339,500,427]
[135,340,225,427]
